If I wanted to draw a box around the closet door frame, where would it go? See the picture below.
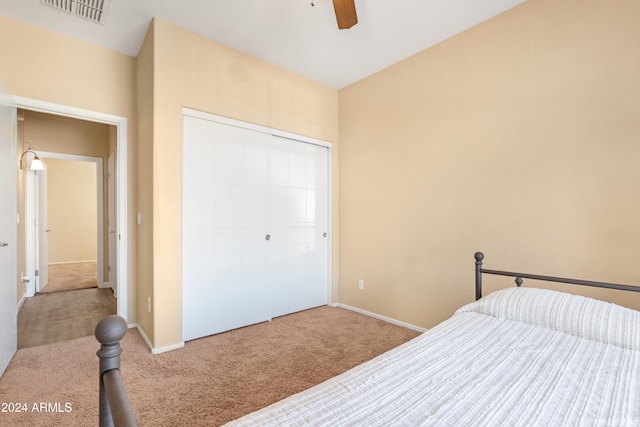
[181,108,333,336]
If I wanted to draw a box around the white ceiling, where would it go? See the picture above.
[0,0,526,89]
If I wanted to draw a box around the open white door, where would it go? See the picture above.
[0,82,18,376]
[35,163,48,292]
[108,152,117,295]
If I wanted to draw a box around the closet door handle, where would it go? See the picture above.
[0,242,8,247]
[265,234,271,241]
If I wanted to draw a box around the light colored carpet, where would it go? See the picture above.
[0,306,421,426]
[18,288,117,349]
[39,262,98,294]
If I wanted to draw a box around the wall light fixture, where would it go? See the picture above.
[20,148,45,171]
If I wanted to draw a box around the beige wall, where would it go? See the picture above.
[45,158,98,263]
[22,110,110,159]
[148,18,339,349]
[0,15,137,320]
[338,0,640,329]
[135,24,155,342]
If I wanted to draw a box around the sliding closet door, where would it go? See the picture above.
[268,136,328,318]
[183,113,330,341]
[183,116,272,341]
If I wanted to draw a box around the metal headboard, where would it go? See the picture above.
[474,252,640,301]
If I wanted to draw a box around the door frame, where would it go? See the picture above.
[26,152,104,293]
[108,152,117,295]
[35,162,48,293]
[16,97,129,321]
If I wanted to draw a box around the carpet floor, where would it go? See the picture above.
[0,306,421,426]
[18,288,117,349]
[39,262,98,294]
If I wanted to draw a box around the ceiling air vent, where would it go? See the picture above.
[40,0,111,25]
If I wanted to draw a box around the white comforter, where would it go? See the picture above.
[225,288,640,426]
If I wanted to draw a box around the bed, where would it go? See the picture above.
[224,252,640,426]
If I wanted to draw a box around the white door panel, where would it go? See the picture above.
[0,82,17,376]
[268,136,328,318]
[183,117,272,341]
[182,115,330,341]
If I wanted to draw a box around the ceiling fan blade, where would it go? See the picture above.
[332,0,358,29]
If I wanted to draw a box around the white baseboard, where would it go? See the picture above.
[129,323,151,350]
[151,341,185,354]
[16,293,26,315]
[100,281,118,297]
[48,260,97,265]
[129,323,185,354]
[332,303,428,333]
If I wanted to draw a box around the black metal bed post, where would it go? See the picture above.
[474,252,484,300]
[95,315,135,427]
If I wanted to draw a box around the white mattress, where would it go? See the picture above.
[225,288,640,426]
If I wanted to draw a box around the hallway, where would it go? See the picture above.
[17,287,116,349]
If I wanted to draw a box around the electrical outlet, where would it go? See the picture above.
[358,279,364,291]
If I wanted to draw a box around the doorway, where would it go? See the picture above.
[14,97,128,348]
[34,154,103,295]
[15,97,128,322]
[18,112,116,348]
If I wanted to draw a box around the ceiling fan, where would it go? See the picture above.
[312,0,358,29]
[332,0,358,29]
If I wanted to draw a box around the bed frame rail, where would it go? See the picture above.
[474,252,640,300]
[95,315,138,427]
